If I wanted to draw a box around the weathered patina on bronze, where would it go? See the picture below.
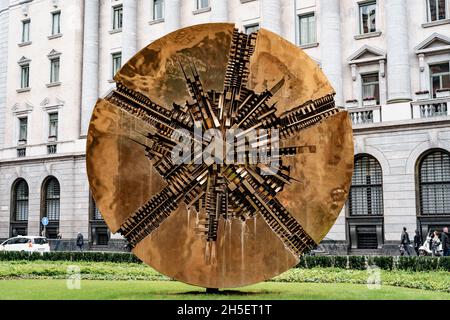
[86,23,354,289]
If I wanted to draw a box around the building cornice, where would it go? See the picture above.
[0,152,86,166]
[353,117,450,135]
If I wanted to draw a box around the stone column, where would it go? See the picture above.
[80,0,99,137]
[320,0,343,106]
[210,0,228,22]
[0,2,9,148]
[261,0,281,35]
[165,0,181,35]
[122,0,138,64]
[385,0,412,102]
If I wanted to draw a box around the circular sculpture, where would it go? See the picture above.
[86,23,354,288]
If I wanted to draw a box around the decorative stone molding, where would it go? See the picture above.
[47,49,61,59]
[347,45,386,65]
[11,101,33,115]
[148,18,164,25]
[351,64,357,81]
[192,7,211,15]
[18,41,32,47]
[17,56,31,66]
[414,33,450,55]
[108,28,122,34]
[40,96,64,111]
[48,33,62,40]
[415,33,450,92]
[421,18,450,28]
[299,42,319,50]
[354,31,382,40]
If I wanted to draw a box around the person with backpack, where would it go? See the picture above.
[400,227,411,256]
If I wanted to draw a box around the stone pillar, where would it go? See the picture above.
[210,0,228,22]
[80,0,99,137]
[261,0,281,35]
[385,0,411,102]
[165,0,181,34]
[0,3,8,149]
[122,0,138,64]
[320,0,343,106]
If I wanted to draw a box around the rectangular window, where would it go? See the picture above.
[197,0,209,9]
[20,65,29,88]
[47,144,57,154]
[93,200,103,220]
[244,24,260,35]
[49,113,58,139]
[17,148,26,158]
[51,11,61,35]
[153,0,164,20]
[359,1,377,34]
[21,20,30,42]
[299,13,316,45]
[112,5,123,30]
[112,52,122,78]
[50,58,60,83]
[427,0,447,21]
[356,226,379,249]
[19,117,27,142]
[362,73,380,104]
[430,62,450,98]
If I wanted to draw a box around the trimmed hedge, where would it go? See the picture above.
[0,251,449,272]
[0,251,141,263]
[297,255,450,272]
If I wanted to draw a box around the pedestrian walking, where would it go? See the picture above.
[76,232,84,251]
[432,231,442,256]
[442,227,450,257]
[54,232,62,251]
[400,227,411,256]
[413,229,422,256]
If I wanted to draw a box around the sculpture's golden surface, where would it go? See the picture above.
[86,23,354,288]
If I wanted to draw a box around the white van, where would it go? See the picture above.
[0,236,50,253]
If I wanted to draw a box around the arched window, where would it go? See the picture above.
[349,155,383,216]
[10,179,29,236]
[14,179,29,221]
[41,177,60,239]
[45,178,60,221]
[419,150,450,215]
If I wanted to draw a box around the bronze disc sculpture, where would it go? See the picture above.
[86,23,354,289]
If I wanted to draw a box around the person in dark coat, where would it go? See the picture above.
[442,227,449,257]
[400,227,411,256]
[413,230,422,256]
[76,232,84,251]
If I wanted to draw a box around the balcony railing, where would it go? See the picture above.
[411,97,449,119]
[348,105,381,125]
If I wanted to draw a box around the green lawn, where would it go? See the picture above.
[0,260,449,300]
[1,280,449,300]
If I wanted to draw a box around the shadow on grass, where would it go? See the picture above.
[171,290,277,296]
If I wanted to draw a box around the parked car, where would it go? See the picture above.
[0,236,50,253]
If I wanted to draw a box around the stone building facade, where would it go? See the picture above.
[0,0,449,254]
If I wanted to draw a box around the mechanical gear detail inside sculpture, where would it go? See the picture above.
[87,23,354,289]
